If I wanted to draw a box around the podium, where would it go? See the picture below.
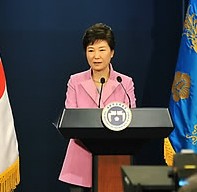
[57,107,174,191]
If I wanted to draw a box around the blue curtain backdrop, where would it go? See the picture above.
[0,0,182,191]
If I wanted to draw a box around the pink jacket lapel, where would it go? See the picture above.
[102,79,119,103]
[79,65,120,107]
[81,79,98,105]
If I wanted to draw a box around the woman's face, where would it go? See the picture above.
[86,40,114,73]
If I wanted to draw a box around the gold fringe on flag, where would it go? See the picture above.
[164,137,175,166]
[0,157,20,192]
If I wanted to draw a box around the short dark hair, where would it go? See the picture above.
[82,23,115,51]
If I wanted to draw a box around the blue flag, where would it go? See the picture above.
[164,0,197,166]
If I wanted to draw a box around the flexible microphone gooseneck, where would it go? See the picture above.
[116,76,131,108]
[98,77,105,108]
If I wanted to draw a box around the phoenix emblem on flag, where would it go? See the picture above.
[183,5,197,53]
[171,71,190,102]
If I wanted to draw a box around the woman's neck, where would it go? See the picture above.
[92,67,110,83]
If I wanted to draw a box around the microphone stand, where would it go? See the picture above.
[98,77,105,108]
[116,76,131,108]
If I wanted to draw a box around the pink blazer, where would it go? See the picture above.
[59,65,136,187]
[65,65,136,108]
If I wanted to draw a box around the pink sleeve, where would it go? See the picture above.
[127,77,136,108]
[65,76,77,108]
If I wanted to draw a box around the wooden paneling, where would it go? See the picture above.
[97,155,131,192]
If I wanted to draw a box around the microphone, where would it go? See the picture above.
[116,76,131,108]
[98,77,105,108]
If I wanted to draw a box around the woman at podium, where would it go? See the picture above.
[59,22,136,192]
